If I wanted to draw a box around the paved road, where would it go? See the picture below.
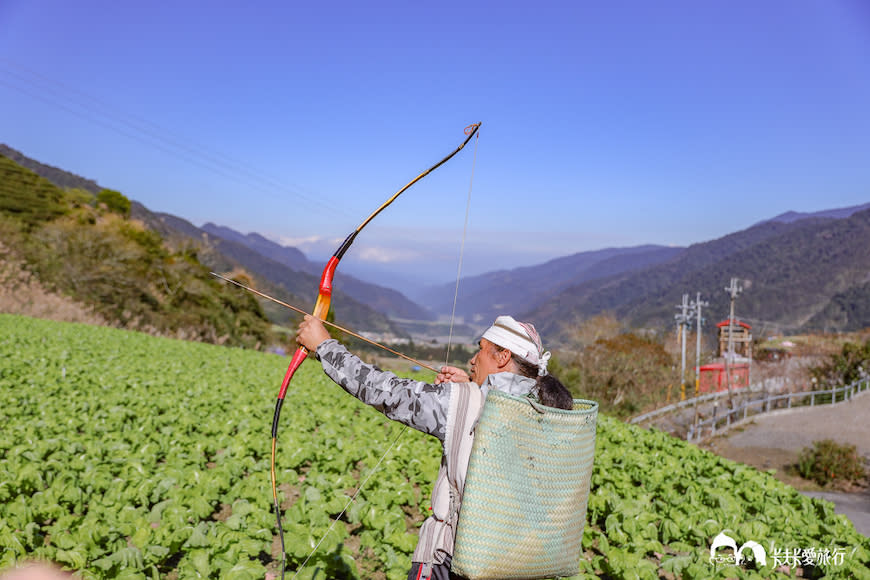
[706,390,870,538]
[720,390,870,459]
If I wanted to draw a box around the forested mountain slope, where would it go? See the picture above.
[1,144,419,339]
[134,207,410,336]
[418,245,684,325]
[530,209,870,343]
[0,154,272,347]
[200,222,434,321]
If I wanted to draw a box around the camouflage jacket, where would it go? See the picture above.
[315,339,537,565]
[314,338,535,441]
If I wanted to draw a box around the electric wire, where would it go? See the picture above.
[0,60,349,217]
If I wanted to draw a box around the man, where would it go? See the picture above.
[296,314,571,579]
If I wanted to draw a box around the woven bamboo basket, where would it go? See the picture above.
[451,391,598,580]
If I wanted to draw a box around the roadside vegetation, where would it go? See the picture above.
[797,440,867,489]
[553,332,675,418]
[789,340,870,489]
[547,315,677,418]
[809,337,870,388]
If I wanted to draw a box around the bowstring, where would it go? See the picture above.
[291,127,479,577]
[290,424,408,580]
[445,126,479,367]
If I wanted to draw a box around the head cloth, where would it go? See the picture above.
[481,315,552,376]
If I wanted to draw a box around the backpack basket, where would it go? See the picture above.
[451,391,598,580]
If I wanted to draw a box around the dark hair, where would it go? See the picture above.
[508,351,574,410]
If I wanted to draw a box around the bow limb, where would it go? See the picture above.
[274,121,480,403]
[269,255,337,580]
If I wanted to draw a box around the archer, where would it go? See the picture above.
[296,314,573,579]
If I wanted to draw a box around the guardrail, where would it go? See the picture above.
[685,378,869,442]
[630,389,733,425]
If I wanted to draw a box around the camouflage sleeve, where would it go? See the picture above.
[314,339,451,441]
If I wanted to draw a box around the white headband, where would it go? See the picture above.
[481,315,551,376]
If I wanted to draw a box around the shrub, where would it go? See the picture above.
[797,439,867,486]
[96,188,131,216]
[809,339,870,387]
[551,332,675,417]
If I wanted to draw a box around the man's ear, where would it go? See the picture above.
[496,347,513,369]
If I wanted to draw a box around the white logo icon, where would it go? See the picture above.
[710,532,767,566]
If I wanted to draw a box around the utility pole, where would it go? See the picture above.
[675,294,690,400]
[724,277,742,409]
[689,292,708,428]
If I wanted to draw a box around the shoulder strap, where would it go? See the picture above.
[443,382,485,523]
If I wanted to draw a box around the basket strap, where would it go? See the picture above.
[444,382,485,525]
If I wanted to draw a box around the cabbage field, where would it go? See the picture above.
[1,314,869,579]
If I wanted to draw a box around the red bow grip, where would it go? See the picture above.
[276,256,339,400]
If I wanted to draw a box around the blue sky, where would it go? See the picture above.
[1,1,869,287]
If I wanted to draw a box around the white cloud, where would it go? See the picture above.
[272,235,322,247]
[356,245,423,263]
[265,234,346,254]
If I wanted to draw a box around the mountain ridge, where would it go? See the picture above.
[5,142,869,347]
[0,144,102,194]
[417,244,685,327]
[131,206,412,337]
[199,222,435,321]
[757,202,870,225]
[527,209,870,343]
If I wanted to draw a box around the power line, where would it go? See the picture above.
[0,59,351,219]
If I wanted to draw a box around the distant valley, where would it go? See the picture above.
[4,143,870,349]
